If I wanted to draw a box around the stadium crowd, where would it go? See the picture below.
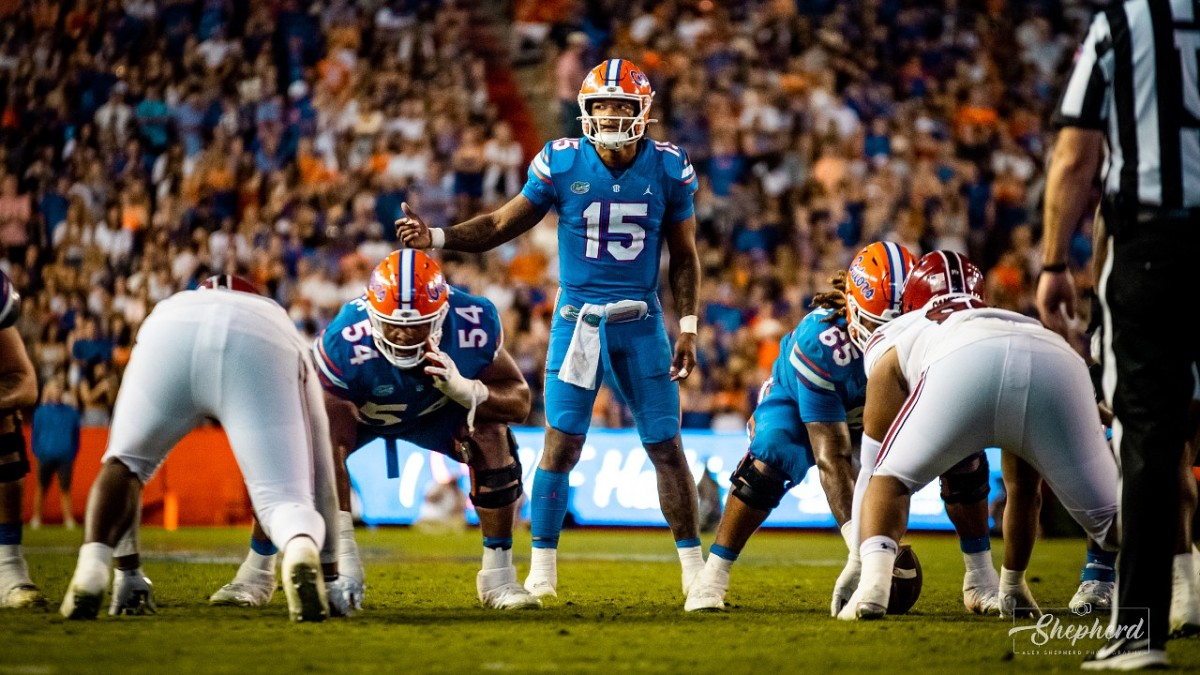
[0,0,1098,434]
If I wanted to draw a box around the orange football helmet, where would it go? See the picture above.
[845,241,917,351]
[901,250,986,314]
[365,249,449,369]
[578,59,655,150]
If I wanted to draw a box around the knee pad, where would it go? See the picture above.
[939,451,990,505]
[468,427,524,510]
[729,454,788,512]
[0,429,29,483]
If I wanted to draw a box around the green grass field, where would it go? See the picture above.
[3,526,1199,674]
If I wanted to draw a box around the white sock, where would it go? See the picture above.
[858,536,898,605]
[482,546,513,571]
[1176,551,1197,581]
[963,551,997,585]
[0,544,22,562]
[999,566,1026,589]
[240,550,276,579]
[529,548,557,580]
[337,511,364,582]
[706,552,734,576]
[73,542,114,591]
[678,545,704,575]
[840,521,857,552]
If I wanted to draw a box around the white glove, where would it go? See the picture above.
[424,344,489,432]
[327,575,365,618]
[110,568,157,616]
[830,552,861,617]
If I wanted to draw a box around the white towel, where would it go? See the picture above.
[559,302,604,389]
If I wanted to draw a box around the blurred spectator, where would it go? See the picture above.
[77,359,118,427]
[30,379,81,529]
[555,32,588,138]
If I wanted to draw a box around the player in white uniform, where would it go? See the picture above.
[837,251,1119,621]
[60,275,342,622]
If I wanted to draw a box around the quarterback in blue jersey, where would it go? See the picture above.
[0,269,43,608]
[399,58,705,603]
[211,250,540,611]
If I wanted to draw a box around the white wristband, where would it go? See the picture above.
[679,314,699,335]
[429,228,445,249]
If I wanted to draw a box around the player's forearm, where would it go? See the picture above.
[667,252,700,318]
[477,379,531,424]
[816,454,856,527]
[442,213,517,253]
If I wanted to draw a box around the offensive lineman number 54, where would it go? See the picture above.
[341,305,489,365]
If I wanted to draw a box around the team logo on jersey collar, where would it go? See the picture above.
[373,384,395,396]
[571,181,590,194]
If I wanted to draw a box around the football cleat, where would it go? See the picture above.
[478,566,542,610]
[963,565,1001,615]
[0,556,46,609]
[1081,637,1168,671]
[1070,580,1114,614]
[1170,557,1200,639]
[110,570,156,616]
[281,537,328,623]
[684,565,729,612]
[999,582,1042,619]
[2,582,47,609]
[837,583,890,621]
[682,565,701,596]
[60,585,103,620]
[523,569,558,600]
[326,575,364,618]
[209,569,277,607]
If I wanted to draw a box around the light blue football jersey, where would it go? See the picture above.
[770,307,867,427]
[521,137,698,304]
[312,288,502,431]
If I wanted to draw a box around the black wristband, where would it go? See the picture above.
[1041,263,1068,273]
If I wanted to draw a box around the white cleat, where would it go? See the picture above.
[0,557,47,609]
[59,557,109,619]
[281,537,328,623]
[963,566,1001,615]
[1170,558,1200,639]
[837,584,889,621]
[999,583,1042,619]
[684,566,729,612]
[110,570,156,615]
[3,582,48,609]
[1070,580,1114,614]
[478,567,542,609]
[209,570,277,607]
[524,573,557,600]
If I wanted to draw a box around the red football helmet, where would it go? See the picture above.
[901,250,986,314]
[578,59,655,150]
[199,274,261,295]
[366,249,449,369]
[845,241,917,351]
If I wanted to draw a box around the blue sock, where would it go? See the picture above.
[959,535,991,554]
[710,544,739,562]
[530,469,570,550]
[675,537,701,549]
[0,522,20,546]
[1081,550,1117,582]
[250,536,278,556]
[484,536,513,550]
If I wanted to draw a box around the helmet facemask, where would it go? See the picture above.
[846,295,901,352]
[578,94,653,150]
[368,304,448,369]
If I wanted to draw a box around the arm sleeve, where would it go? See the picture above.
[667,146,699,223]
[1052,11,1112,130]
[519,142,558,208]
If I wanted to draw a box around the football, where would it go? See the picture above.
[888,544,923,615]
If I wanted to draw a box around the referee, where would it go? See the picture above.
[1039,0,1200,669]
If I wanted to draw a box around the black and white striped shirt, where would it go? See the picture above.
[1055,0,1200,208]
